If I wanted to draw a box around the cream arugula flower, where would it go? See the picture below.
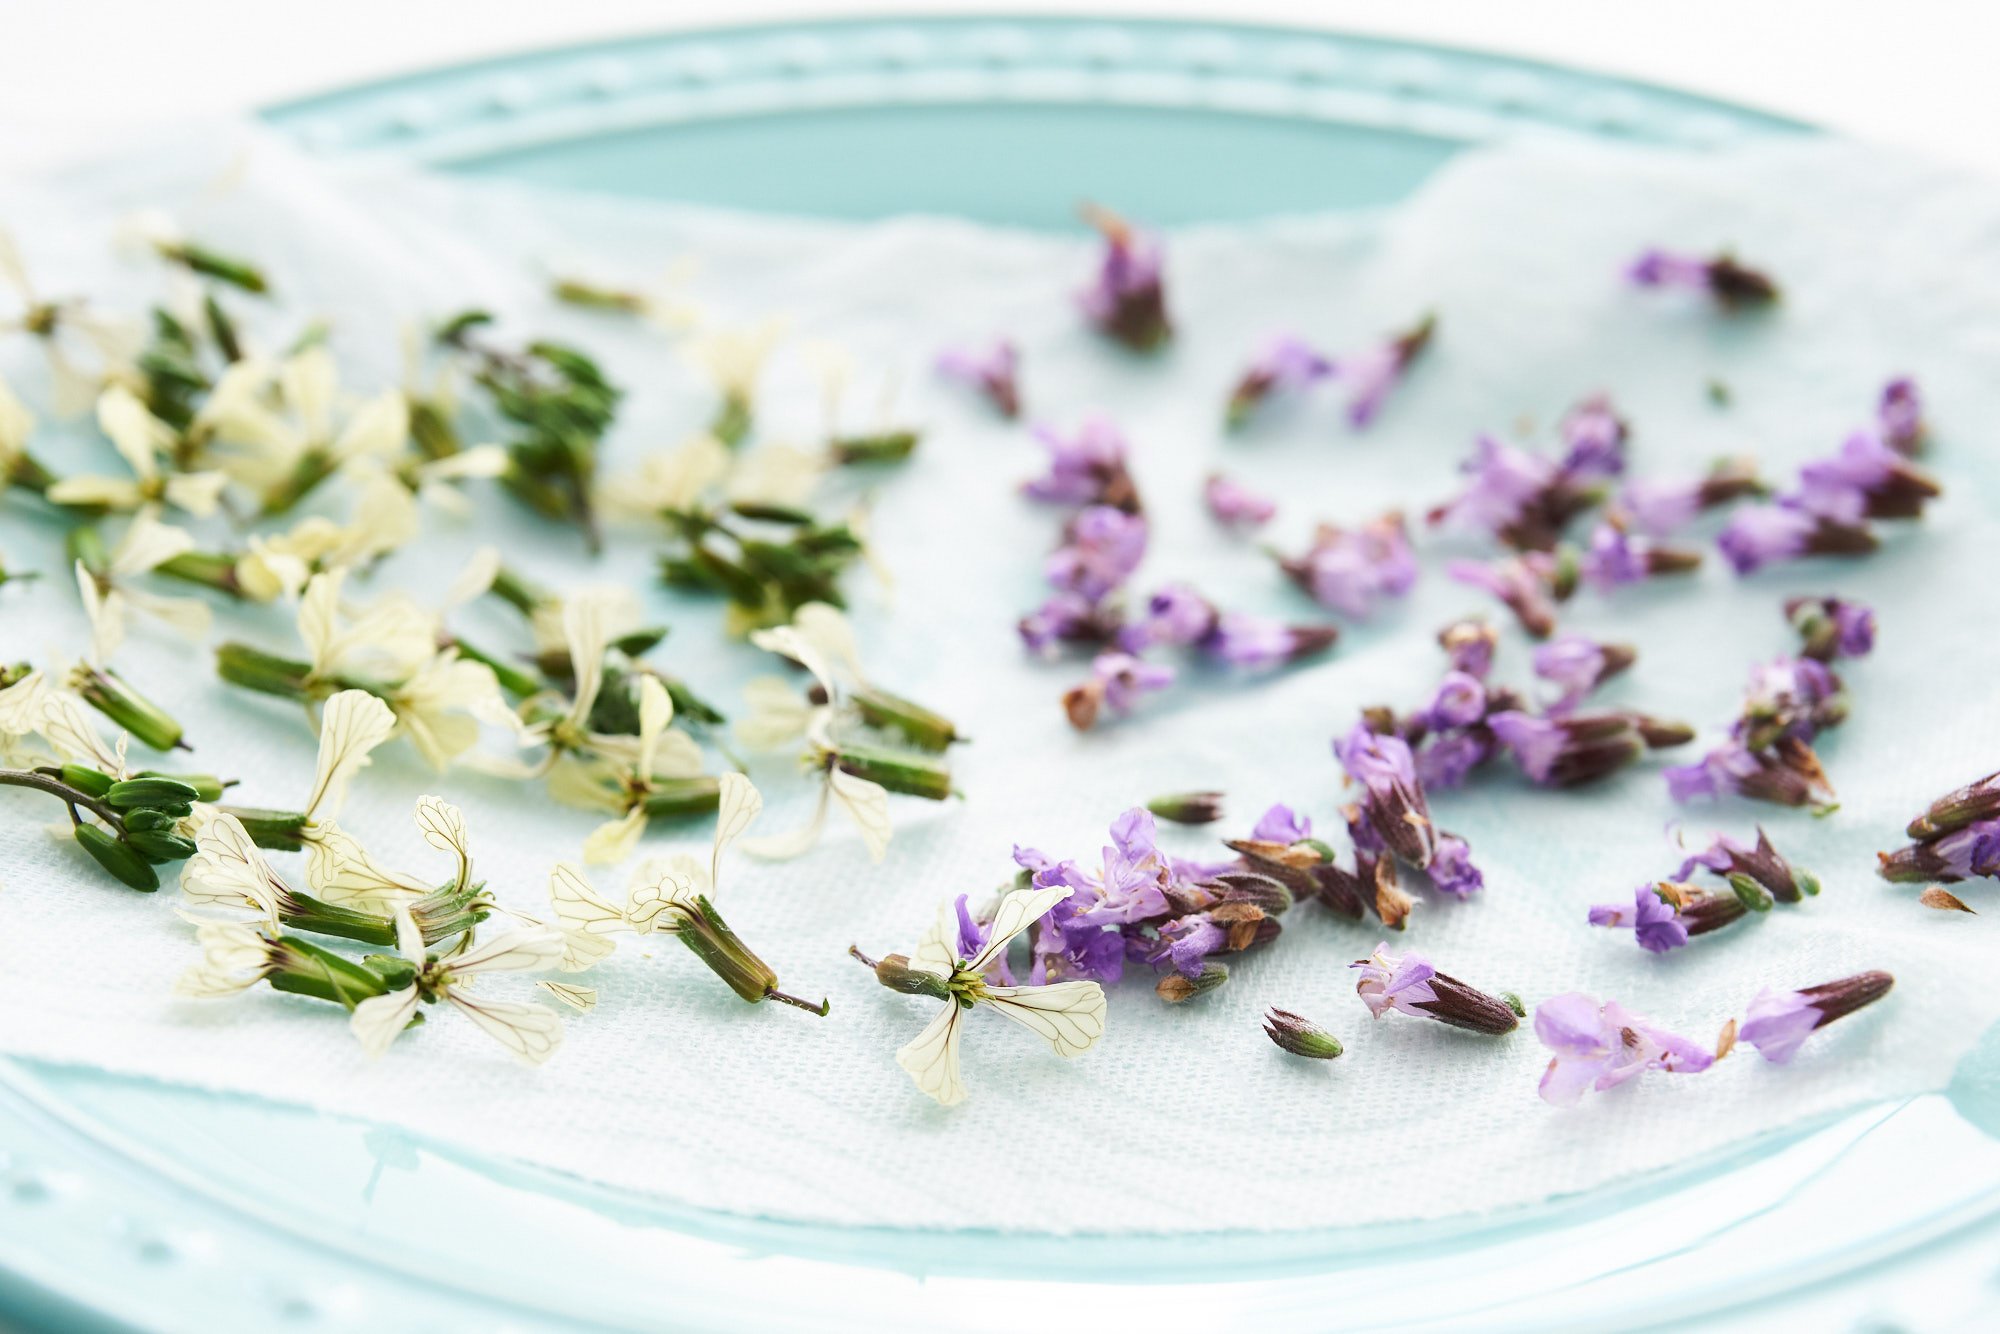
[0,373,35,480]
[0,670,50,766]
[174,921,288,998]
[602,434,730,519]
[725,442,826,512]
[736,625,891,863]
[513,588,651,773]
[46,386,227,517]
[886,884,1107,1106]
[234,469,421,602]
[212,345,408,503]
[0,228,140,415]
[549,674,709,865]
[74,511,213,657]
[348,909,565,1064]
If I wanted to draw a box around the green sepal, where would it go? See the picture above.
[74,825,159,892]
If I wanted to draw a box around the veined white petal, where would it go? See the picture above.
[109,509,196,577]
[709,772,762,888]
[623,858,697,933]
[281,346,337,444]
[549,862,625,936]
[537,980,597,1012]
[162,470,228,518]
[442,990,563,1065]
[413,794,472,890]
[747,625,837,702]
[444,544,501,608]
[37,688,126,776]
[95,384,170,482]
[968,884,1073,974]
[980,981,1107,1058]
[562,592,610,727]
[333,390,409,461]
[297,571,343,674]
[46,475,145,511]
[350,985,421,1058]
[74,560,121,664]
[304,689,397,821]
[447,924,564,979]
[635,674,673,777]
[733,676,812,750]
[649,727,706,780]
[303,823,432,903]
[420,443,509,480]
[738,783,830,862]
[910,899,958,979]
[557,925,616,972]
[179,813,287,930]
[118,587,212,643]
[896,1003,967,1106]
[391,905,427,964]
[582,808,647,866]
[792,602,864,682]
[828,767,892,863]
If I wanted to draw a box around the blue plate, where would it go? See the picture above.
[7,18,1992,1331]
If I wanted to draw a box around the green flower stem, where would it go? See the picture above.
[551,279,646,314]
[834,747,953,802]
[640,777,723,819]
[156,550,247,598]
[408,397,462,462]
[213,805,309,851]
[7,451,59,495]
[0,766,122,827]
[261,448,338,517]
[850,686,958,752]
[268,937,399,1010]
[829,430,919,466]
[159,242,268,294]
[65,525,110,579]
[711,394,752,449]
[73,665,187,752]
[214,643,318,700]
[488,564,548,617]
[449,638,542,700]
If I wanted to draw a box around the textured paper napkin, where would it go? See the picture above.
[0,127,1996,1234]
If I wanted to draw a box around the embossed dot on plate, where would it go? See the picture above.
[484,77,536,114]
[1583,91,1645,133]
[1477,70,1548,112]
[1377,54,1446,95]
[1678,113,1744,148]
[1268,40,1349,83]
[7,1173,48,1205]
[580,59,633,97]
[863,27,931,68]
[1066,27,1138,69]
[670,46,732,85]
[965,25,1034,67]
[1167,33,1242,73]
[771,35,833,73]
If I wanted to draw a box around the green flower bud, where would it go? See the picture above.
[59,764,115,798]
[215,643,316,700]
[1262,1007,1343,1059]
[829,430,919,466]
[211,805,309,851]
[125,829,199,863]
[138,770,227,803]
[1157,964,1230,1003]
[73,666,186,752]
[104,776,201,810]
[74,825,159,892]
[833,746,953,802]
[1145,791,1225,825]
[851,685,960,752]
[866,952,954,1001]
[639,777,723,820]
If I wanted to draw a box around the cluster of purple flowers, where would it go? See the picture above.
[1357,619,1692,794]
[1329,722,1486,921]
[1223,314,1436,431]
[1878,769,2000,887]
[1008,806,1296,1000]
[1589,827,1819,954]
[1717,387,1940,576]
[1664,597,1873,812]
[1018,419,1339,729]
[1434,398,1711,637]
[1078,205,1171,352]
[1535,967,1893,1104]
[1273,511,1420,619]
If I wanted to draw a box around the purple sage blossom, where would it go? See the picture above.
[1115,583,1217,653]
[1784,595,1875,663]
[1430,435,1559,543]
[1489,709,1667,788]
[1427,832,1485,899]
[1351,943,1518,1033]
[1279,512,1418,619]
[1045,505,1148,601]
[1878,378,1925,457]
[1224,335,1333,429]
[1063,652,1174,730]
[1078,206,1170,351]
[1535,993,1716,1106]
[1447,555,1559,639]
[1415,731,1489,792]
[1556,395,1630,486]
[1588,885,1691,953]
[1664,736,1837,812]
[1422,670,1488,730]
[1204,472,1277,528]
[1330,313,1435,428]
[1794,431,1941,523]
[1877,816,2000,884]
[1736,655,1845,749]
[1024,417,1137,508]
[1532,635,1635,712]
[1738,971,1894,1064]
[1675,827,1821,902]
[1717,502,1877,576]
[1617,457,1764,536]
[1251,803,1312,845]
[1335,723,1437,868]
[1626,248,1779,310]
[1578,522,1704,592]
[935,339,1021,418]
[1018,590,1111,656]
[1437,616,1499,679]
[1201,611,1338,670]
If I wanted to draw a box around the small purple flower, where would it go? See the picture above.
[1351,944,1518,1033]
[1415,731,1489,791]
[1116,583,1216,653]
[1204,473,1277,528]
[1279,512,1418,619]
[1426,832,1484,899]
[1664,736,1838,812]
[1735,655,1845,750]
[1588,885,1691,953]
[1018,590,1108,655]
[1532,635,1635,712]
[1423,670,1488,730]
[1201,611,1337,670]
[1224,335,1333,429]
[1617,457,1765,536]
[951,893,987,959]
[1795,431,1941,523]
[1535,992,1716,1106]
[1784,595,1874,663]
[1045,505,1148,601]
[1626,248,1779,310]
[1717,502,1877,575]
[1878,378,1925,457]
[1063,652,1174,730]
[935,339,1020,418]
[1557,395,1630,486]
[1251,803,1311,845]
[1877,816,2000,884]
[1335,723,1439,869]
[1447,555,1558,640]
[1437,616,1499,679]
[1078,206,1170,351]
[1739,971,1894,1064]
[1675,827,1820,902]
[1489,709,1656,788]
[1578,522,1704,592]
[1024,417,1136,508]
[1430,435,1559,542]
[1332,313,1435,428]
